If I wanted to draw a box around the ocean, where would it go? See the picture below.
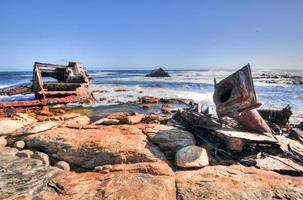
[0,69,302,123]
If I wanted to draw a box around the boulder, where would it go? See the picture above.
[0,147,61,199]
[175,145,209,168]
[120,113,144,124]
[176,165,303,200]
[141,96,160,104]
[51,162,176,200]
[151,125,196,153]
[24,125,167,170]
[140,124,195,159]
[0,119,25,136]
[146,68,170,77]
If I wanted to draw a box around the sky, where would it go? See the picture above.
[0,0,302,71]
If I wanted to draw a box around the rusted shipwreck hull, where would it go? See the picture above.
[0,62,94,116]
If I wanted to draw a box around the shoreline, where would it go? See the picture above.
[1,98,303,199]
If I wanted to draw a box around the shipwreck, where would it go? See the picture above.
[0,62,94,116]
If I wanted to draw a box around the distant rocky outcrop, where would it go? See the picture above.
[146,68,170,77]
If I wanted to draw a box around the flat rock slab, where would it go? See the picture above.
[51,165,176,200]
[24,125,167,169]
[0,147,61,200]
[255,155,303,175]
[176,165,303,200]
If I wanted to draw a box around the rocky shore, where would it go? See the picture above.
[1,99,303,199]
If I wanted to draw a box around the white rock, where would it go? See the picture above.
[55,161,70,171]
[33,151,49,166]
[0,119,25,136]
[14,140,25,149]
[16,150,34,158]
[92,118,120,125]
[175,145,209,168]
[27,122,59,134]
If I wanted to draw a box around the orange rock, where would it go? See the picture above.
[24,125,167,169]
[176,164,303,200]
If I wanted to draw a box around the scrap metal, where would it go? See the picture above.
[0,61,93,116]
[213,64,272,135]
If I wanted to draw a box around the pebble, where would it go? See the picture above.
[14,140,25,150]
[32,151,50,166]
[55,161,70,171]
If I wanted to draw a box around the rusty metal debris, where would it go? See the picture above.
[0,62,94,116]
[213,64,272,135]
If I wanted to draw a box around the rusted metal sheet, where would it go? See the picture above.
[213,64,260,117]
[213,64,272,135]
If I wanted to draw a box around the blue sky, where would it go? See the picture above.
[0,0,302,71]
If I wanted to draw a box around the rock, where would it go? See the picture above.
[120,113,144,124]
[0,119,24,136]
[64,115,90,127]
[24,125,167,170]
[141,96,160,104]
[142,104,151,109]
[94,161,174,177]
[99,97,107,101]
[16,150,34,158]
[33,151,50,166]
[107,112,129,120]
[255,155,303,175]
[36,107,52,116]
[27,121,59,134]
[14,140,25,149]
[175,145,209,168]
[160,98,178,104]
[290,128,303,144]
[0,147,62,199]
[55,161,70,171]
[142,114,165,124]
[14,113,38,124]
[114,88,129,92]
[0,136,7,148]
[51,163,176,200]
[276,135,303,162]
[161,105,172,114]
[146,68,170,77]
[59,112,81,120]
[176,165,303,200]
[151,125,196,153]
[92,118,120,125]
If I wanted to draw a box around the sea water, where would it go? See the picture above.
[0,69,302,123]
